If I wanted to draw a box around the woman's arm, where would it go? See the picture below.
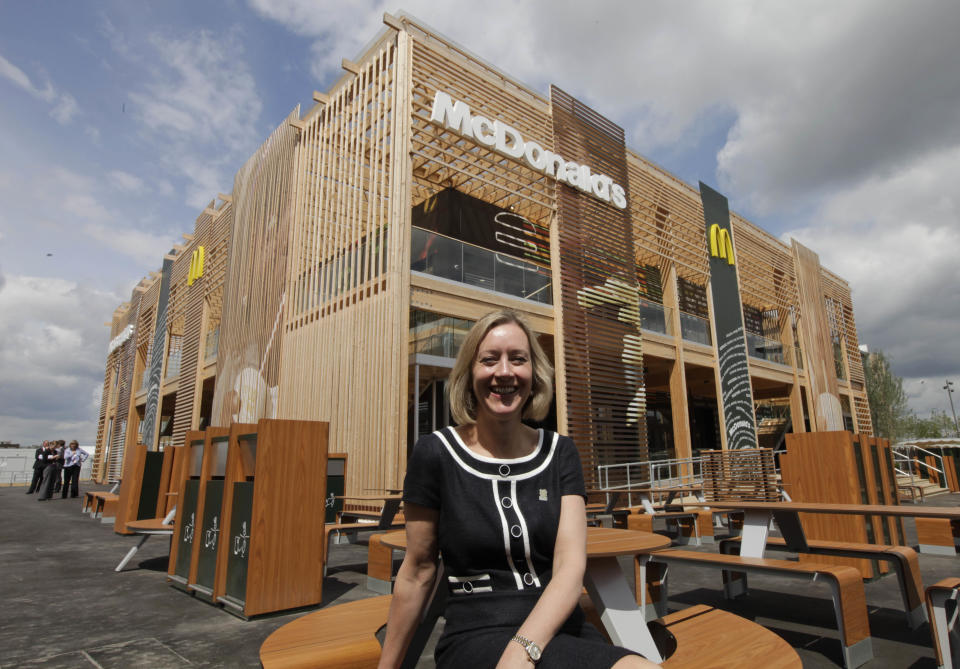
[377,503,440,669]
[497,494,587,668]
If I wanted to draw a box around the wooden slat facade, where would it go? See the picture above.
[93,14,873,494]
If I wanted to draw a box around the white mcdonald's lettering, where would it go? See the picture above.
[709,224,735,266]
[430,91,627,210]
[188,246,206,285]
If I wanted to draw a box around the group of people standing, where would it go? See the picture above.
[25,440,88,500]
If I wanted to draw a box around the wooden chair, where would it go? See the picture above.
[115,506,177,572]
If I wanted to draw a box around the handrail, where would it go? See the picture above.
[892,446,946,490]
[596,455,706,508]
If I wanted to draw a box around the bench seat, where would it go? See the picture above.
[85,491,120,521]
[260,595,391,669]
[646,548,872,668]
[323,521,406,578]
[720,535,925,628]
[627,509,714,546]
[260,596,801,668]
[926,577,960,669]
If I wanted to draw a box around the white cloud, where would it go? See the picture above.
[0,274,122,444]
[0,52,79,124]
[108,170,146,193]
[125,28,264,206]
[83,222,176,266]
[63,193,113,221]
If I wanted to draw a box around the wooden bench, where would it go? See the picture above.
[84,491,120,521]
[719,535,926,628]
[926,577,960,669]
[898,483,925,504]
[260,595,392,669]
[916,518,960,556]
[646,549,872,667]
[260,594,801,668]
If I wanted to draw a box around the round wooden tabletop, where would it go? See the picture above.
[380,527,670,556]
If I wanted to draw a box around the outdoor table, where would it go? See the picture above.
[335,493,403,529]
[589,485,705,515]
[381,526,671,662]
[707,500,960,558]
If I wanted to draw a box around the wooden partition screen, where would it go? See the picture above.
[551,86,646,486]
[700,448,779,502]
[780,431,902,578]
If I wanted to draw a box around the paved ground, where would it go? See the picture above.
[1,482,956,668]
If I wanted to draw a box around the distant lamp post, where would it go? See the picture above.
[945,380,960,436]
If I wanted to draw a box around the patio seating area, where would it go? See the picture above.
[3,482,959,667]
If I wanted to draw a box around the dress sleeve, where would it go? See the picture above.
[402,434,442,510]
[557,435,587,499]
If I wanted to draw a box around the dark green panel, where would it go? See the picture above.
[224,481,255,605]
[174,479,200,580]
[137,451,164,520]
[194,480,224,595]
[325,478,344,524]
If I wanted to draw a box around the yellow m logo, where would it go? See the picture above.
[709,224,735,266]
[188,246,205,286]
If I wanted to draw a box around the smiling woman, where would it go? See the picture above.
[378,309,656,669]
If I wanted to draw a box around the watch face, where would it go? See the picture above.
[528,644,542,661]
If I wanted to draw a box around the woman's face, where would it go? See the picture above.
[471,322,533,422]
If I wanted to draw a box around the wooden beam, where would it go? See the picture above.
[217,193,232,203]
[289,119,305,131]
[182,234,194,242]
[382,12,403,31]
[342,58,362,75]
[312,91,329,105]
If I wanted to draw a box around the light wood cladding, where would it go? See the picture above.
[551,85,646,485]
[792,241,844,430]
[408,31,554,226]
[278,31,411,495]
[211,111,300,427]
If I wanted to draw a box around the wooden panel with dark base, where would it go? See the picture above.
[185,426,231,598]
[211,422,257,606]
[223,418,329,618]
[168,430,207,585]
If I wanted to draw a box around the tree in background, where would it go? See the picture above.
[863,349,909,440]
[900,409,958,439]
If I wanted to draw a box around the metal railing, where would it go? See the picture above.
[679,311,711,346]
[892,444,947,487]
[411,227,553,305]
[638,298,671,336]
[595,455,706,508]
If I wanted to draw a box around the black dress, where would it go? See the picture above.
[403,427,637,669]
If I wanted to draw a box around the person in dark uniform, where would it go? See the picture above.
[53,439,66,493]
[379,310,655,669]
[25,441,49,494]
[37,440,63,501]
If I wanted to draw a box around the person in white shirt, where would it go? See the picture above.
[61,440,88,499]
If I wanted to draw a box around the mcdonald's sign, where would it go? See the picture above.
[709,224,735,266]
[188,246,205,286]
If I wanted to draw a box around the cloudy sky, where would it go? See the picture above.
[1,1,958,446]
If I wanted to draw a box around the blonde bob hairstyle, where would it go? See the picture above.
[448,310,554,425]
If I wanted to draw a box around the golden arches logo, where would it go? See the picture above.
[709,224,735,266]
[188,246,205,286]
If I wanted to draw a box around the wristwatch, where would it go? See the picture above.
[511,633,542,664]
